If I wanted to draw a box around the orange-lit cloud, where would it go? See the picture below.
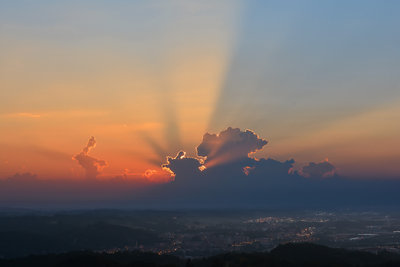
[72,136,107,179]
[142,169,172,183]
[3,112,42,118]
[242,166,255,176]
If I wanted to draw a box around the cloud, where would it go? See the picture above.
[162,128,293,189]
[301,160,336,178]
[251,158,295,179]
[162,151,203,181]
[197,127,268,167]
[82,136,96,154]
[141,169,172,183]
[73,136,107,179]
[2,112,41,118]
[155,127,390,209]
[153,130,299,208]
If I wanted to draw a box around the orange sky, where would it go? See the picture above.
[1,1,400,181]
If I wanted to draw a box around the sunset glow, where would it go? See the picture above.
[0,1,399,201]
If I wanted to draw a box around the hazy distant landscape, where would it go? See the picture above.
[1,209,400,260]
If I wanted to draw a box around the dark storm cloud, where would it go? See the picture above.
[301,160,336,178]
[73,136,107,179]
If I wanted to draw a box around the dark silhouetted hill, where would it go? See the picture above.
[0,221,160,258]
[1,243,400,267]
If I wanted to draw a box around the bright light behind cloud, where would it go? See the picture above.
[0,1,242,179]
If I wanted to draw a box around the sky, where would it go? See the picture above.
[0,1,400,207]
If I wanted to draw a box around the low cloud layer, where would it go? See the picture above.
[73,136,107,179]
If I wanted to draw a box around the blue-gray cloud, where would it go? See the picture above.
[197,127,268,166]
[301,161,336,178]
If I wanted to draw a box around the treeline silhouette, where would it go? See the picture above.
[1,243,400,267]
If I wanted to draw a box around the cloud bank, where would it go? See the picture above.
[1,128,400,209]
[150,127,399,209]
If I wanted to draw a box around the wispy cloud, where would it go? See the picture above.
[1,110,109,119]
[3,112,42,118]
